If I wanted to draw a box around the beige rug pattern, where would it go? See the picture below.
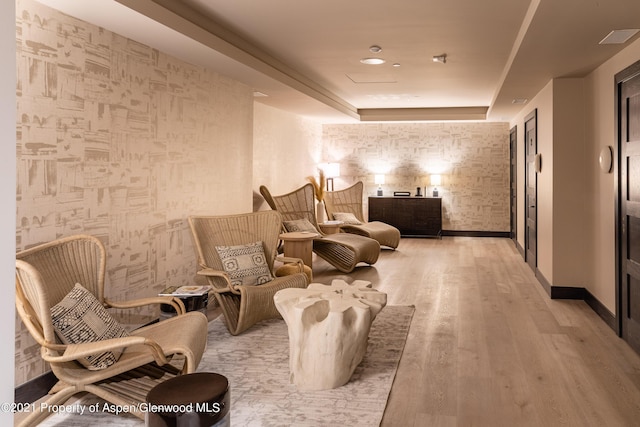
[40,305,414,426]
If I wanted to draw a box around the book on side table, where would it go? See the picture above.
[159,285,212,319]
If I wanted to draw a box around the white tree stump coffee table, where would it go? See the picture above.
[274,279,387,390]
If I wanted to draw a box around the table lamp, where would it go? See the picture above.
[375,174,385,196]
[431,174,441,197]
[321,162,340,191]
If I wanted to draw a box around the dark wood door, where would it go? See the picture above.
[524,110,537,272]
[510,126,517,245]
[618,61,640,352]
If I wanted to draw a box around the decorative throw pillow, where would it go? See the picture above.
[283,218,317,233]
[215,241,274,287]
[51,283,129,371]
[333,212,363,225]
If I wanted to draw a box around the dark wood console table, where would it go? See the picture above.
[368,196,442,238]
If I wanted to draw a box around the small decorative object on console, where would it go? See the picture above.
[431,174,441,197]
[375,174,385,196]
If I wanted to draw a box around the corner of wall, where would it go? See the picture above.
[2,0,16,422]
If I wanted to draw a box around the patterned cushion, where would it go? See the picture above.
[283,219,317,233]
[332,212,362,225]
[51,283,129,370]
[215,241,274,287]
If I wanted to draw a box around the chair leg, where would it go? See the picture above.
[16,386,79,427]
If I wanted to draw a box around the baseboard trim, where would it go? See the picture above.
[550,286,586,299]
[535,268,586,299]
[534,268,552,295]
[515,241,524,258]
[14,371,57,404]
[584,289,617,331]
[532,268,617,332]
[441,230,510,238]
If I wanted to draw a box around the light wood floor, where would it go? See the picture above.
[312,237,640,427]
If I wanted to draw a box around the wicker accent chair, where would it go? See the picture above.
[188,210,309,336]
[259,183,380,273]
[15,235,208,427]
[324,181,401,249]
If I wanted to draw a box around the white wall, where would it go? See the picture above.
[252,102,323,204]
[584,37,640,312]
[552,78,587,286]
[511,79,588,289]
[322,122,510,231]
[512,82,554,281]
[1,0,16,422]
[15,0,254,386]
[511,37,640,312]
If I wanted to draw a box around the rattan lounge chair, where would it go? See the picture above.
[324,181,401,249]
[15,235,208,426]
[188,210,309,336]
[259,183,380,273]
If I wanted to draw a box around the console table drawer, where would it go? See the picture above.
[369,197,442,238]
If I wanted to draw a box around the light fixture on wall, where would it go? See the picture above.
[430,174,442,197]
[375,174,385,196]
[534,153,542,173]
[320,162,341,191]
[599,146,613,173]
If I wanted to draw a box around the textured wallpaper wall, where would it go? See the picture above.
[253,102,323,208]
[322,122,510,231]
[15,0,254,385]
[14,0,511,388]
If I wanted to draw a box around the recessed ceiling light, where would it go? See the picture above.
[392,63,401,67]
[512,98,528,104]
[599,29,640,45]
[432,54,447,64]
[360,58,386,65]
[369,45,382,53]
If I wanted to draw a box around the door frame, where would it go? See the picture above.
[524,109,538,272]
[510,126,517,246]
[615,59,640,337]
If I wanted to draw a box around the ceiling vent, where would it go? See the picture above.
[599,29,640,45]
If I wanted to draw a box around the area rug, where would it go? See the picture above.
[39,305,414,427]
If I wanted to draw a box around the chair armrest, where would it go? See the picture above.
[196,268,240,294]
[43,336,141,361]
[43,336,170,366]
[105,296,186,315]
[275,256,305,273]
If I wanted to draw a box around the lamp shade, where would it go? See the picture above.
[320,162,341,178]
[374,174,385,185]
[430,174,442,186]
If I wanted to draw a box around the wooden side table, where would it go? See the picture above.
[279,231,318,267]
[318,221,343,235]
[274,279,387,390]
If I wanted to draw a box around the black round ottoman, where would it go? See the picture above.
[146,372,230,427]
